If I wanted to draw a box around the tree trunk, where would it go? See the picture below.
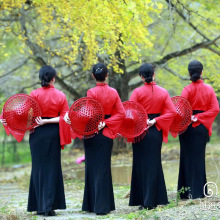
[217,114,220,136]
[72,138,84,149]
[1,132,6,167]
[108,51,130,152]
[13,141,19,162]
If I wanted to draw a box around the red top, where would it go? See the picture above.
[129,82,177,143]
[181,80,219,136]
[30,85,71,148]
[86,82,125,139]
[0,112,25,142]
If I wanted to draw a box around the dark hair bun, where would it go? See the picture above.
[39,65,57,87]
[92,63,108,82]
[139,63,154,83]
[188,60,203,82]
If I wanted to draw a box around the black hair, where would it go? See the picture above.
[139,63,154,83]
[92,63,108,82]
[39,65,57,87]
[188,60,203,82]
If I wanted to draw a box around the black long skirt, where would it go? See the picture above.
[129,119,168,208]
[178,122,209,199]
[27,123,66,212]
[82,132,115,214]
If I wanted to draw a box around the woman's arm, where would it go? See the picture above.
[35,116,59,126]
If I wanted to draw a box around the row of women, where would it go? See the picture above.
[0,60,219,216]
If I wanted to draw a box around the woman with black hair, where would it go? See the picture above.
[129,63,177,210]
[27,65,71,216]
[83,63,125,215]
[66,63,125,215]
[178,60,219,199]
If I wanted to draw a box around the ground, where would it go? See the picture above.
[0,142,220,220]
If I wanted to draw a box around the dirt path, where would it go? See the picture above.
[0,150,220,219]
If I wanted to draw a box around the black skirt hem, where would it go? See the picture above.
[28,206,66,212]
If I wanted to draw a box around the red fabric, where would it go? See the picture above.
[181,80,219,136]
[86,83,125,139]
[30,85,71,149]
[0,112,25,142]
[129,82,177,143]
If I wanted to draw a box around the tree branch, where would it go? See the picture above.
[165,0,218,47]
[128,35,220,78]
[18,82,40,93]
[55,76,81,99]
[0,59,29,79]
[19,10,81,99]
[163,65,189,80]
[129,80,143,90]
[206,47,220,56]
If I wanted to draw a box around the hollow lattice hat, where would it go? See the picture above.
[118,101,147,139]
[170,96,192,134]
[2,94,41,133]
[69,97,104,136]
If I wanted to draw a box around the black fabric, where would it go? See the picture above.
[193,110,204,114]
[82,132,115,214]
[192,110,210,143]
[129,114,168,208]
[148,113,160,120]
[27,123,66,212]
[178,122,209,199]
[104,114,111,119]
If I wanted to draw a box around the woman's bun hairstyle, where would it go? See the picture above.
[92,63,108,82]
[139,63,154,83]
[188,60,203,82]
[39,65,57,87]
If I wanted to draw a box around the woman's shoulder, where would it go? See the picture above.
[202,82,214,90]
[53,88,66,98]
[155,84,169,94]
[107,85,118,93]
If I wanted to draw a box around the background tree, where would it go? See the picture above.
[0,0,219,150]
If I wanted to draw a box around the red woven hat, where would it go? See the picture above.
[170,96,192,135]
[69,97,104,136]
[2,94,42,133]
[118,101,147,138]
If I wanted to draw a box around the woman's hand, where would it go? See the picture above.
[98,121,106,130]
[35,117,48,127]
[0,119,7,126]
[64,112,71,125]
[147,119,156,127]
[191,115,198,122]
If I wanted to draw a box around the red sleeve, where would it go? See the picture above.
[192,90,219,136]
[59,95,72,149]
[155,92,177,143]
[0,108,25,142]
[0,112,10,136]
[181,87,189,99]
[129,89,138,102]
[103,94,126,139]
[87,89,93,98]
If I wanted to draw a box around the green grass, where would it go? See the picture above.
[0,126,31,166]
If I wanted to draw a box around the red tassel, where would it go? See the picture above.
[132,128,149,143]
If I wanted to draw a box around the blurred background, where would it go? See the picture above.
[0,0,219,184]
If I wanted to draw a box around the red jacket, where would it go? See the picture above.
[181,80,219,136]
[30,85,71,149]
[87,82,125,139]
[129,82,177,143]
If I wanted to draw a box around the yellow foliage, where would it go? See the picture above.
[0,0,162,71]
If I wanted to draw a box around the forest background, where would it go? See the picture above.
[0,0,220,165]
